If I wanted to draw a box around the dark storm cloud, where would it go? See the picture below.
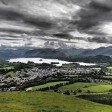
[1,0,8,5]
[25,18,55,29]
[0,9,23,20]
[0,1,52,31]
[53,33,73,39]
[88,37,108,43]
[94,0,112,9]
[0,0,111,48]
[90,1,112,11]
[0,7,54,29]
[0,28,33,34]
[0,0,91,34]
[74,0,112,42]
[88,36,112,44]
[0,0,111,35]
[76,0,112,31]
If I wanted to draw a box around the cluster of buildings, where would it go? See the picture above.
[0,67,92,88]
[0,66,112,91]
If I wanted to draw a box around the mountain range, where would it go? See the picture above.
[25,46,112,58]
[0,46,112,59]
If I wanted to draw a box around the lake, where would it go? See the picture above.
[8,58,96,66]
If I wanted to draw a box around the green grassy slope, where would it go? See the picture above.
[32,81,68,91]
[59,83,97,91]
[0,66,14,70]
[82,85,112,93]
[0,91,112,112]
[59,82,112,93]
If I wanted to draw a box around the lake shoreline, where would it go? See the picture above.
[8,58,96,66]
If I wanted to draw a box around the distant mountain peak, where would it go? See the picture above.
[44,41,68,49]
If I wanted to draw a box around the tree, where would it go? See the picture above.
[63,90,70,95]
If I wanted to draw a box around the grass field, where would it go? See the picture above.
[0,66,14,70]
[82,84,112,93]
[103,75,112,79]
[59,82,98,91]
[91,68,101,70]
[0,91,112,112]
[59,82,112,93]
[107,66,112,70]
[32,81,68,91]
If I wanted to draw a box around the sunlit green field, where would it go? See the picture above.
[82,84,112,93]
[0,66,14,70]
[32,81,68,91]
[0,91,112,112]
[59,82,98,91]
[91,68,101,70]
[103,75,112,79]
[107,66,112,70]
[59,82,112,93]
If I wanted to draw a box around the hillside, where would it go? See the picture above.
[81,46,112,56]
[0,49,28,58]
[25,48,67,59]
[0,91,112,112]
[24,47,112,59]
[0,46,112,60]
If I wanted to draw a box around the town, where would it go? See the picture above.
[0,61,112,92]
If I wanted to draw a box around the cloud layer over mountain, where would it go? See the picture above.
[0,0,112,49]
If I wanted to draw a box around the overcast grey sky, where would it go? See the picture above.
[0,0,112,49]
